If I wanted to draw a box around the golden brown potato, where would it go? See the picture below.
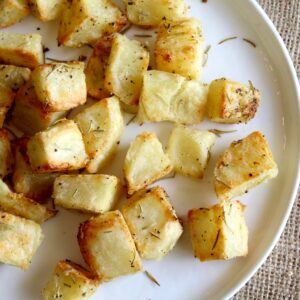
[207,78,261,124]
[122,186,183,260]
[0,64,30,90]
[0,85,14,127]
[124,131,173,195]
[0,128,13,178]
[188,200,248,261]
[58,0,127,48]
[27,119,88,173]
[155,18,204,79]
[31,62,86,112]
[105,33,149,110]
[0,32,43,68]
[0,211,44,269]
[78,210,142,281]
[0,0,29,28]
[28,0,65,21]
[124,0,188,28]
[214,131,278,201]
[137,70,208,124]
[43,260,100,300]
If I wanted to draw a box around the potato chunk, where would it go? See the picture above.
[207,78,261,124]
[188,200,248,261]
[0,211,44,269]
[124,132,173,195]
[167,125,216,178]
[155,18,204,79]
[137,70,208,124]
[122,187,182,260]
[74,96,124,173]
[53,174,123,214]
[12,81,66,135]
[0,85,14,127]
[28,0,65,21]
[31,62,86,112]
[0,179,56,223]
[0,64,30,90]
[27,119,88,173]
[43,260,100,300]
[58,0,127,48]
[0,129,13,178]
[0,32,43,68]
[13,138,58,202]
[78,210,142,281]
[105,33,149,110]
[0,0,29,28]
[214,131,278,201]
[124,0,188,28]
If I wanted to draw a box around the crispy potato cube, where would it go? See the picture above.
[85,38,111,100]
[74,96,124,173]
[122,187,183,260]
[207,78,261,124]
[28,0,65,21]
[0,85,14,127]
[12,81,66,135]
[0,64,30,90]
[124,132,173,195]
[0,0,29,28]
[105,33,149,110]
[0,32,43,68]
[58,0,127,48]
[43,260,100,300]
[53,174,123,213]
[78,210,142,281]
[27,119,88,173]
[0,179,56,223]
[31,62,86,112]
[214,131,278,201]
[167,125,216,178]
[124,0,188,28]
[0,211,44,269]
[188,200,248,261]
[137,70,208,124]
[155,18,204,79]
[13,138,58,202]
[0,129,13,178]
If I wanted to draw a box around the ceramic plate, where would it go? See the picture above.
[1,0,299,299]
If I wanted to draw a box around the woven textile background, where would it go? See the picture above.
[234,1,300,299]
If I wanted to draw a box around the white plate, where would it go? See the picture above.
[1,0,300,299]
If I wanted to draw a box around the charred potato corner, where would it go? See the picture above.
[0,0,279,298]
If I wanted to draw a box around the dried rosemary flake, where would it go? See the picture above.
[63,283,72,288]
[72,189,79,198]
[243,38,256,48]
[121,23,132,34]
[46,57,68,63]
[134,34,152,38]
[204,44,211,55]
[144,270,160,287]
[150,231,160,239]
[103,231,112,234]
[248,80,255,95]
[126,115,137,126]
[212,230,220,250]
[130,251,136,267]
[218,36,238,45]
[209,129,237,137]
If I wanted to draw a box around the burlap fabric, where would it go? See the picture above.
[234,1,300,299]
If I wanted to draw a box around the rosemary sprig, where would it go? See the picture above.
[218,36,238,45]
[144,270,160,286]
[243,38,256,48]
[209,129,237,137]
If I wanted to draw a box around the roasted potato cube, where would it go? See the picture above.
[0,211,44,269]
[0,32,43,68]
[43,260,100,300]
[13,138,58,202]
[105,33,149,110]
[122,186,182,260]
[124,132,173,195]
[0,85,14,127]
[58,0,127,48]
[12,81,66,135]
[0,179,56,223]
[207,78,261,124]
[0,129,13,178]
[155,18,204,79]
[124,0,188,28]
[85,38,111,100]
[53,174,123,214]
[137,70,208,124]
[188,200,248,261]
[74,96,124,173]
[167,125,216,178]
[28,0,65,21]
[78,210,142,281]
[31,62,86,112]
[0,64,30,90]
[214,131,278,201]
[0,0,29,28]
[27,119,88,173]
